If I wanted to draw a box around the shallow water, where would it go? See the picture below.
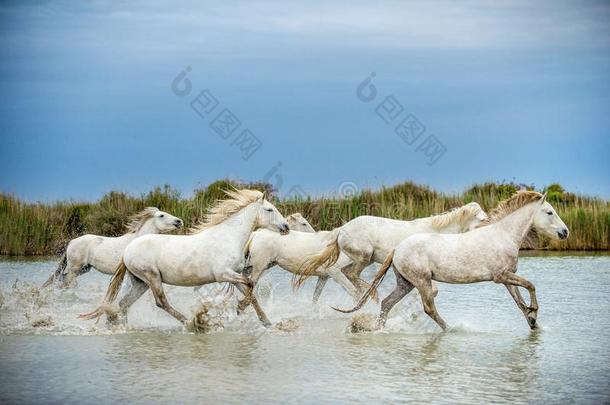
[1,255,609,403]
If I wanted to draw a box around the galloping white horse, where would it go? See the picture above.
[80,189,289,328]
[338,191,569,330]
[296,202,488,293]
[240,214,359,310]
[192,212,326,300]
[42,207,183,288]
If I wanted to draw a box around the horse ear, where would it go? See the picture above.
[541,192,547,203]
[258,192,265,201]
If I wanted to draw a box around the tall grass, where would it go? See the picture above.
[0,180,608,256]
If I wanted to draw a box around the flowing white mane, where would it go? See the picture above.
[126,207,160,233]
[430,202,484,230]
[190,189,263,233]
[483,191,543,224]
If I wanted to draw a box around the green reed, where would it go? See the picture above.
[0,181,607,256]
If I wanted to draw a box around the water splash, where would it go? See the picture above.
[274,318,300,332]
[348,313,377,333]
[0,261,454,336]
[186,288,234,333]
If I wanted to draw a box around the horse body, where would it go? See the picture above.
[249,229,334,277]
[296,202,488,293]
[340,191,569,331]
[392,229,516,285]
[68,233,138,276]
[42,207,183,287]
[338,203,487,266]
[340,215,471,264]
[81,189,290,328]
[245,228,358,305]
[126,217,255,287]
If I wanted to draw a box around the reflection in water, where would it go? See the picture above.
[0,256,609,403]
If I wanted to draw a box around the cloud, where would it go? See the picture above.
[2,0,609,56]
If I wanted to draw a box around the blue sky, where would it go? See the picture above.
[0,0,609,201]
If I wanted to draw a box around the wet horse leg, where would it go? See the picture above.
[312,276,329,304]
[504,284,529,319]
[376,269,415,328]
[114,273,150,322]
[327,267,360,301]
[341,258,382,303]
[137,269,187,324]
[220,269,272,327]
[417,278,447,331]
[502,273,539,329]
[233,283,272,327]
[59,262,87,288]
[236,263,271,313]
[339,233,373,295]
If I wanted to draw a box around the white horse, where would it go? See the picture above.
[286,213,316,233]
[42,207,183,288]
[338,191,569,331]
[296,202,488,294]
[80,189,290,328]
[240,214,359,310]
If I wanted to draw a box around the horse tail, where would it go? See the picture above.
[333,249,395,314]
[78,259,128,321]
[243,235,254,259]
[41,252,67,288]
[293,228,341,290]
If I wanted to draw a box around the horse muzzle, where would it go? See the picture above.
[557,228,569,239]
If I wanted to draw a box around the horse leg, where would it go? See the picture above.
[417,279,447,331]
[376,269,414,328]
[504,284,529,319]
[236,262,270,313]
[327,267,360,301]
[137,269,187,324]
[114,273,150,323]
[501,272,539,329]
[42,253,68,288]
[59,262,85,288]
[342,259,370,290]
[339,238,373,292]
[219,270,271,327]
[233,282,272,327]
[340,257,378,304]
[312,276,329,304]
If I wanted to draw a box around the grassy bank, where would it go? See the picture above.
[0,180,608,255]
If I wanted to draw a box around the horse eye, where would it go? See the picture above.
[160,214,164,218]
[546,211,553,215]
[265,208,273,212]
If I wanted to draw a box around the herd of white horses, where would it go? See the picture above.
[42,188,569,332]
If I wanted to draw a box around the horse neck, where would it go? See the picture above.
[495,203,538,245]
[201,202,261,254]
[135,219,159,236]
[417,216,462,234]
